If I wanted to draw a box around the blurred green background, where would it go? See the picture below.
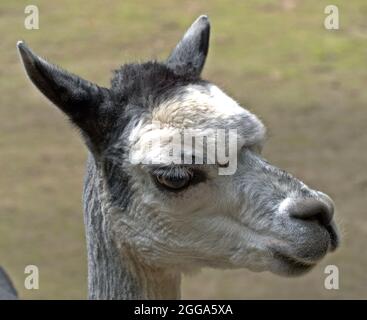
[1,0,366,299]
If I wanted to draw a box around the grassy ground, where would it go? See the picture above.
[1,0,366,299]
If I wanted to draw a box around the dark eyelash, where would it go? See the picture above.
[152,166,193,180]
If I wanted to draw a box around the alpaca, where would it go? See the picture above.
[17,15,339,300]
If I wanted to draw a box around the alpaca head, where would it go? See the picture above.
[18,15,339,277]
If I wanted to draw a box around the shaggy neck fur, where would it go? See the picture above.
[83,155,180,299]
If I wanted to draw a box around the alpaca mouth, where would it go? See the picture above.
[271,224,339,276]
[269,215,340,276]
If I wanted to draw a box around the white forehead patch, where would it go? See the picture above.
[152,84,246,127]
[127,83,266,171]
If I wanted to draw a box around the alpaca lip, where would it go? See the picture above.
[271,225,338,271]
[272,250,317,272]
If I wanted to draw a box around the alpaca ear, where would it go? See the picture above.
[166,15,210,77]
[17,41,109,148]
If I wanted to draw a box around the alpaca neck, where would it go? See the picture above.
[83,156,181,299]
[86,230,181,299]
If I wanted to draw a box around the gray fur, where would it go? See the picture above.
[0,267,17,300]
[167,15,210,76]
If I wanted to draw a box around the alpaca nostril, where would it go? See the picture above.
[289,198,334,226]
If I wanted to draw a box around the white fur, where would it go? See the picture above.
[128,84,263,169]
[278,197,293,216]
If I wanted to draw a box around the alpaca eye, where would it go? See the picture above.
[155,175,192,191]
